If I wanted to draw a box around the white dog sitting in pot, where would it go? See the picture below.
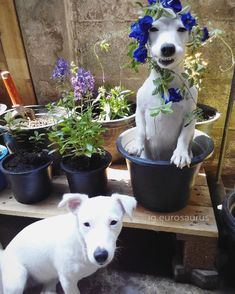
[0,193,136,294]
[128,2,203,169]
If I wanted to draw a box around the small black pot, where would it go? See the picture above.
[117,128,214,212]
[0,154,52,204]
[61,152,112,197]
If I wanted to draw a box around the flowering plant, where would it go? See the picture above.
[93,86,133,121]
[93,40,135,121]
[48,59,105,160]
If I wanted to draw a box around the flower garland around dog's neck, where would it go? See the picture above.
[128,0,233,122]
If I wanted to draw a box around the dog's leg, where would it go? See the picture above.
[170,121,195,169]
[40,280,57,294]
[127,104,146,156]
[59,274,80,294]
[2,263,27,294]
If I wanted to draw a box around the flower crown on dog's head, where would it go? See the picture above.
[128,0,210,64]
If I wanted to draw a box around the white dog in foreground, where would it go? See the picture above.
[130,16,198,169]
[0,193,136,294]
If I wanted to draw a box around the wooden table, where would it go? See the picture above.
[0,165,219,288]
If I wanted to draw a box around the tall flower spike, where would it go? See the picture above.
[52,58,70,79]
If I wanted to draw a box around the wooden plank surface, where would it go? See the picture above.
[0,166,218,238]
[0,0,36,105]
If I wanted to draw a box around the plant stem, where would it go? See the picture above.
[94,41,105,84]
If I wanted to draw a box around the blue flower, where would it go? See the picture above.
[202,27,209,42]
[160,0,182,13]
[181,12,197,31]
[148,0,156,5]
[133,46,148,63]
[139,15,154,31]
[129,22,149,46]
[165,88,183,103]
[52,58,70,79]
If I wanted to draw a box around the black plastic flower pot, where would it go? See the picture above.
[60,151,112,197]
[0,154,52,204]
[116,128,214,212]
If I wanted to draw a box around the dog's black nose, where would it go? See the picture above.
[161,43,176,57]
[94,248,108,264]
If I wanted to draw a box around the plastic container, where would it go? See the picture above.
[117,128,214,212]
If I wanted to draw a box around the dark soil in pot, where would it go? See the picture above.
[196,104,220,136]
[61,151,112,197]
[117,128,214,212]
[0,152,52,204]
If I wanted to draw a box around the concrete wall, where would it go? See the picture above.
[15,0,235,178]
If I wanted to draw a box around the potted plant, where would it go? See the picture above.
[0,131,52,204]
[49,60,112,196]
[93,40,136,162]
[116,0,231,212]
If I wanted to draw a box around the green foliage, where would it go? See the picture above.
[150,98,173,117]
[48,107,105,159]
[184,107,204,127]
[94,86,133,121]
[29,131,48,153]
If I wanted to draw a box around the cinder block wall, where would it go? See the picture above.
[15,0,235,176]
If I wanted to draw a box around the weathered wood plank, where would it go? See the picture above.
[0,0,36,105]
[0,166,218,238]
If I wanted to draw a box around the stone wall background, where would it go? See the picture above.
[14,0,235,179]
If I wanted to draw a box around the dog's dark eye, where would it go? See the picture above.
[150,27,159,32]
[110,220,118,226]
[178,27,187,33]
[84,222,90,227]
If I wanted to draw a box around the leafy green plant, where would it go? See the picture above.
[93,40,134,120]
[48,107,105,159]
[94,86,133,121]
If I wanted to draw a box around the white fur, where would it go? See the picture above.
[0,193,136,294]
[129,16,198,169]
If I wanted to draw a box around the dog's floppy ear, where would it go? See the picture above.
[58,193,88,214]
[112,193,137,219]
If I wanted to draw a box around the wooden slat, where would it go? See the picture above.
[0,166,218,238]
[0,0,36,105]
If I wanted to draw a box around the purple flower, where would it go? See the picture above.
[133,46,148,63]
[165,88,183,103]
[52,58,70,79]
[148,0,156,5]
[181,12,197,31]
[202,27,209,42]
[71,68,95,100]
[160,0,182,13]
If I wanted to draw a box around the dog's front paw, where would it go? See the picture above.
[127,144,144,157]
[170,148,191,169]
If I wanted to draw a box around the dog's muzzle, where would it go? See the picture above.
[158,43,176,66]
[94,247,109,265]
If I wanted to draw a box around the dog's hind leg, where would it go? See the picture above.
[2,263,27,294]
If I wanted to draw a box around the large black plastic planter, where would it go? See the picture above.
[61,151,112,197]
[117,128,214,212]
[0,154,52,204]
